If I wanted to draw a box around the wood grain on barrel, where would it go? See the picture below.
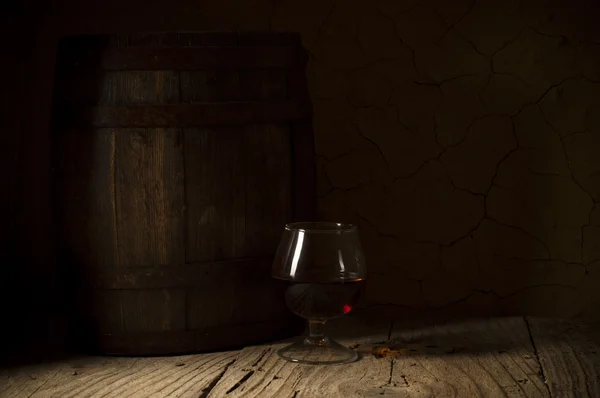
[243,124,291,257]
[87,258,271,289]
[184,127,246,262]
[51,32,313,354]
[91,290,122,334]
[184,125,291,261]
[55,129,118,267]
[120,289,186,333]
[101,71,181,105]
[115,128,185,266]
[109,70,186,335]
[179,68,288,103]
[184,126,291,330]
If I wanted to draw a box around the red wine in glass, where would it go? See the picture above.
[284,279,365,321]
[272,222,367,365]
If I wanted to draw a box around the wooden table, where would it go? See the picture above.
[2,312,599,397]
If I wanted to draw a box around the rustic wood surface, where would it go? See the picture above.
[0,351,239,398]
[2,314,599,397]
[205,311,392,398]
[527,318,600,398]
[387,317,549,397]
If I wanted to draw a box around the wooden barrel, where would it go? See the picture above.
[51,32,314,355]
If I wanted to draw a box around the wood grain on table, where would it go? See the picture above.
[2,313,599,397]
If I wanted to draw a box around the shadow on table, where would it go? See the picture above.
[326,308,545,357]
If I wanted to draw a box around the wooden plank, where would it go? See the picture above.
[184,127,246,262]
[70,101,311,128]
[179,56,296,342]
[110,67,184,267]
[98,71,181,105]
[87,257,272,289]
[179,69,243,102]
[0,351,240,398]
[528,318,600,397]
[115,128,185,266]
[387,317,549,397]
[243,124,292,257]
[54,129,118,267]
[121,289,186,333]
[56,71,181,106]
[185,275,238,330]
[96,318,299,355]
[179,69,288,102]
[99,47,298,70]
[206,312,393,397]
[184,260,290,332]
[184,124,294,262]
[228,277,289,325]
[54,68,188,353]
[225,260,290,325]
[7,316,599,397]
[84,130,119,267]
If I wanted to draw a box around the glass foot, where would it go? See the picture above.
[277,337,358,365]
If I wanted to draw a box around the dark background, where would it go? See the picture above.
[2,0,600,359]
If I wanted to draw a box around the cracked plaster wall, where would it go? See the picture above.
[302,0,600,318]
[19,0,600,318]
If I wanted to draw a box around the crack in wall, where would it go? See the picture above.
[436,0,476,45]
[310,0,336,53]
[305,0,600,315]
[538,103,596,203]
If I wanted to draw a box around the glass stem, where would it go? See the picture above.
[305,320,328,346]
